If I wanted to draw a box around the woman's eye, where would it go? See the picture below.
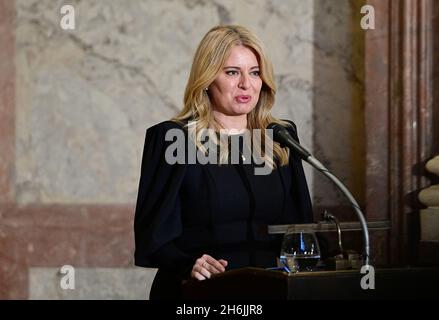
[225,70,260,76]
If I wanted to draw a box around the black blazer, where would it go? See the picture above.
[133,120,313,299]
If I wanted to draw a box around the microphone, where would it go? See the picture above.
[267,123,311,161]
[267,122,371,266]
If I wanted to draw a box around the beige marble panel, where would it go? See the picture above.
[15,0,315,204]
[29,267,157,300]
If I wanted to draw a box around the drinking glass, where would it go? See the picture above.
[280,230,321,272]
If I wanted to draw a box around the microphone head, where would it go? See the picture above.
[267,122,291,140]
[266,122,283,131]
[267,122,291,146]
[267,122,311,160]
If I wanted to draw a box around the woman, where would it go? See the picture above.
[134,25,313,299]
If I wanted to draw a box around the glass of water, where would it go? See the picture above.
[280,229,321,272]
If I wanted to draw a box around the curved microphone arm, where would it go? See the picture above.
[306,156,370,266]
[267,122,371,266]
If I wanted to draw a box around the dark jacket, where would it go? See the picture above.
[133,120,313,299]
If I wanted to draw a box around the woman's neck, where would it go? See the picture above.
[213,111,247,133]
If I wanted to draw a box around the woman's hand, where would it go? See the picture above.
[190,254,228,280]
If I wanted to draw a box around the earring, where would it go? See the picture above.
[205,87,209,91]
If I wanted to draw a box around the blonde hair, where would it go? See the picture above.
[172,25,290,168]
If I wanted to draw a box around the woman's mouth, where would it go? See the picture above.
[235,95,251,103]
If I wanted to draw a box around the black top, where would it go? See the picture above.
[133,120,313,299]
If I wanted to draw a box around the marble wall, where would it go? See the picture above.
[2,0,364,299]
[313,0,365,209]
[29,267,156,300]
[15,0,315,205]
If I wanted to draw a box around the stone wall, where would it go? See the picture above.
[313,0,365,209]
[15,0,318,204]
[0,0,363,299]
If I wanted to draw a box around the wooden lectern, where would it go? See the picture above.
[181,267,439,299]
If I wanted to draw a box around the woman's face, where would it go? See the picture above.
[208,45,263,117]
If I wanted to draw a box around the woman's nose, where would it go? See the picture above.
[238,74,250,89]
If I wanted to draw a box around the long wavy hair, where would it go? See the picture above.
[172,25,290,168]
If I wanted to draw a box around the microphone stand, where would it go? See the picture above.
[304,155,370,266]
[268,123,371,266]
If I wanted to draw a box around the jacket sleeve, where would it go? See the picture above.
[134,122,195,276]
[284,120,314,223]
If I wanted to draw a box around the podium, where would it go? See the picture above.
[181,267,439,299]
